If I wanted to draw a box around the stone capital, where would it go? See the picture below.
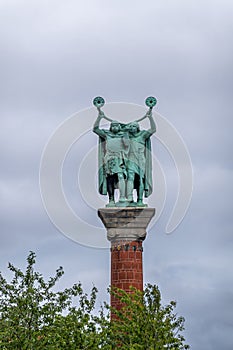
[98,208,155,243]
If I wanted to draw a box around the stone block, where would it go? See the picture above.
[98,207,155,243]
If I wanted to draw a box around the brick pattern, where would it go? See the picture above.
[111,240,143,310]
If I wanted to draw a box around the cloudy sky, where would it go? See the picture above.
[1,0,233,348]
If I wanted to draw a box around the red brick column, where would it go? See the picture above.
[111,240,143,309]
[98,208,155,311]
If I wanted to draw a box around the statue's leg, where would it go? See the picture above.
[117,173,126,203]
[126,170,135,202]
[106,176,115,207]
[137,175,147,207]
[138,176,144,203]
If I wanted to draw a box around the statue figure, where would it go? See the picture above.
[93,96,157,207]
[126,108,156,207]
[93,98,129,207]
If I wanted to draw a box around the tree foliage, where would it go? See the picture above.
[0,252,189,349]
[104,286,189,349]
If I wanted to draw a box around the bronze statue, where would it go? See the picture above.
[93,97,157,207]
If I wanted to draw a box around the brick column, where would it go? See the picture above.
[98,208,155,310]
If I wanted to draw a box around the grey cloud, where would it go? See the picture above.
[0,0,232,113]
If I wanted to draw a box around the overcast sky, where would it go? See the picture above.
[1,1,233,349]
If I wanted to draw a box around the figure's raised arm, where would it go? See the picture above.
[138,95,157,136]
[147,109,156,135]
[93,109,106,138]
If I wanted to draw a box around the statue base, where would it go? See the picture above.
[98,207,155,243]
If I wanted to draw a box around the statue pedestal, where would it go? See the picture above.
[98,207,155,310]
[98,207,155,243]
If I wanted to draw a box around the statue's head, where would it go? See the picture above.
[128,122,140,134]
[110,121,121,133]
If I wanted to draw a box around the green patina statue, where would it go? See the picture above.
[93,97,157,207]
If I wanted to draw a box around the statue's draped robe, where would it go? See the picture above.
[127,131,152,198]
[98,127,153,198]
[98,129,128,195]
[144,137,153,197]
